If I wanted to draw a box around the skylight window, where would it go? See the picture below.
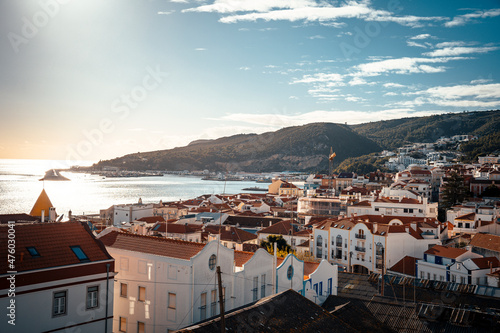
[70,246,89,262]
[153,224,161,231]
[26,246,40,257]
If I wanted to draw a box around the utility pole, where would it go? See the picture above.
[381,248,385,296]
[216,266,225,333]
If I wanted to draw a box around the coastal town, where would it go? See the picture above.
[1,141,500,332]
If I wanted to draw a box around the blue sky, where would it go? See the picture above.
[1,0,499,162]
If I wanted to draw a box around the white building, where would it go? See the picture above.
[347,195,438,219]
[98,230,334,332]
[0,222,115,333]
[101,199,155,227]
[416,245,499,285]
[446,203,499,235]
[312,215,442,274]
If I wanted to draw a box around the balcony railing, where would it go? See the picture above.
[336,242,342,248]
[376,250,384,256]
[355,233,366,239]
[355,246,366,252]
[376,263,383,269]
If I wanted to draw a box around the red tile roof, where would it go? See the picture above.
[234,251,255,267]
[205,226,258,243]
[99,231,205,260]
[136,216,165,223]
[470,233,500,252]
[455,213,475,221]
[0,222,112,273]
[304,261,320,279]
[258,220,294,236]
[424,245,467,259]
[390,256,417,276]
[470,257,500,269]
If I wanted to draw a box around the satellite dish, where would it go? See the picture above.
[57,214,64,222]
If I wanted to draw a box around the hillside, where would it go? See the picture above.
[94,110,499,173]
[94,123,381,172]
[350,110,500,150]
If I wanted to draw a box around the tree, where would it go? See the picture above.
[260,235,292,257]
[440,171,468,210]
[481,184,500,198]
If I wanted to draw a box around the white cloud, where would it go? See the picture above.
[401,83,500,108]
[184,1,445,27]
[292,72,343,84]
[195,48,207,51]
[348,77,374,86]
[410,34,431,40]
[383,83,405,88]
[308,35,325,39]
[407,41,428,48]
[239,66,251,70]
[217,109,445,126]
[424,46,498,57]
[445,8,500,27]
[470,78,492,84]
[353,56,467,76]
[384,92,397,96]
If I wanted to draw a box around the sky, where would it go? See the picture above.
[1,0,499,163]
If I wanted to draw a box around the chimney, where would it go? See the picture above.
[41,210,45,223]
[49,207,56,222]
[225,225,231,231]
[411,222,417,230]
[373,223,378,233]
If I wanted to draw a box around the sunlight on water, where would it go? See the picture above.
[0,159,261,216]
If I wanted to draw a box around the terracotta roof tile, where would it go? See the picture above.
[304,261,319,279]
[136,216,165,223]
[99,231,205,260]
[470,257,500,269]
[424,245,467,259]
[234,251,255,267]
[390,256,417,276]
[0,222,112,273]
[470,233,500,253]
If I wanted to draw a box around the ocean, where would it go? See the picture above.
[0,159,262,216]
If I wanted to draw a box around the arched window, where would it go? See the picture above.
[316,235,323,258]
[336,235,342,247]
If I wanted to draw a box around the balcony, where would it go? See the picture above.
[355,246,366,252]
[376,263,383,269]
[336,242,342,248]
[376,249,384,256]
[355,233,366,240]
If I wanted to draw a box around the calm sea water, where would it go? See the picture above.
[0,159,261,216]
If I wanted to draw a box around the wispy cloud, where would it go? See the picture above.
[424,45,498,57]
[445,8,500,27]
[308,35,325,39]
[352,56,467,76]
[195,48,207,51]
[216,109,445,126]
[184,1,445,27]
[407,41,428,48]
[401,83,500,108]
[291,73,344,84]
[409,34,432,40]
[383,82,405,88]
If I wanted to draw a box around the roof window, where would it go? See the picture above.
[70,246,89,262]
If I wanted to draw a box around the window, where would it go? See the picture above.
[200,292,207,320]
[287,265,294,280]
[120,283,128,298]
[211,290,217,317]
[451,274,456,282]
[53,291,67,316]
[209,254,217,270]
[420,271,424,279]
[460,276,466,284]
[87,286,99,309]
[70,246,89,262]
[138,286,146,302]
[26,246,40,257]
[261,274,266,298]
[119,317,127,332]
[168,293,176,321]
[137,321,145,333]
[316,235,323,258]
[253,276,258,301]
[168,293,176,310]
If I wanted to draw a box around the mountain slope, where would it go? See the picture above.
[350,110,500,150]
[95,123,381,172]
